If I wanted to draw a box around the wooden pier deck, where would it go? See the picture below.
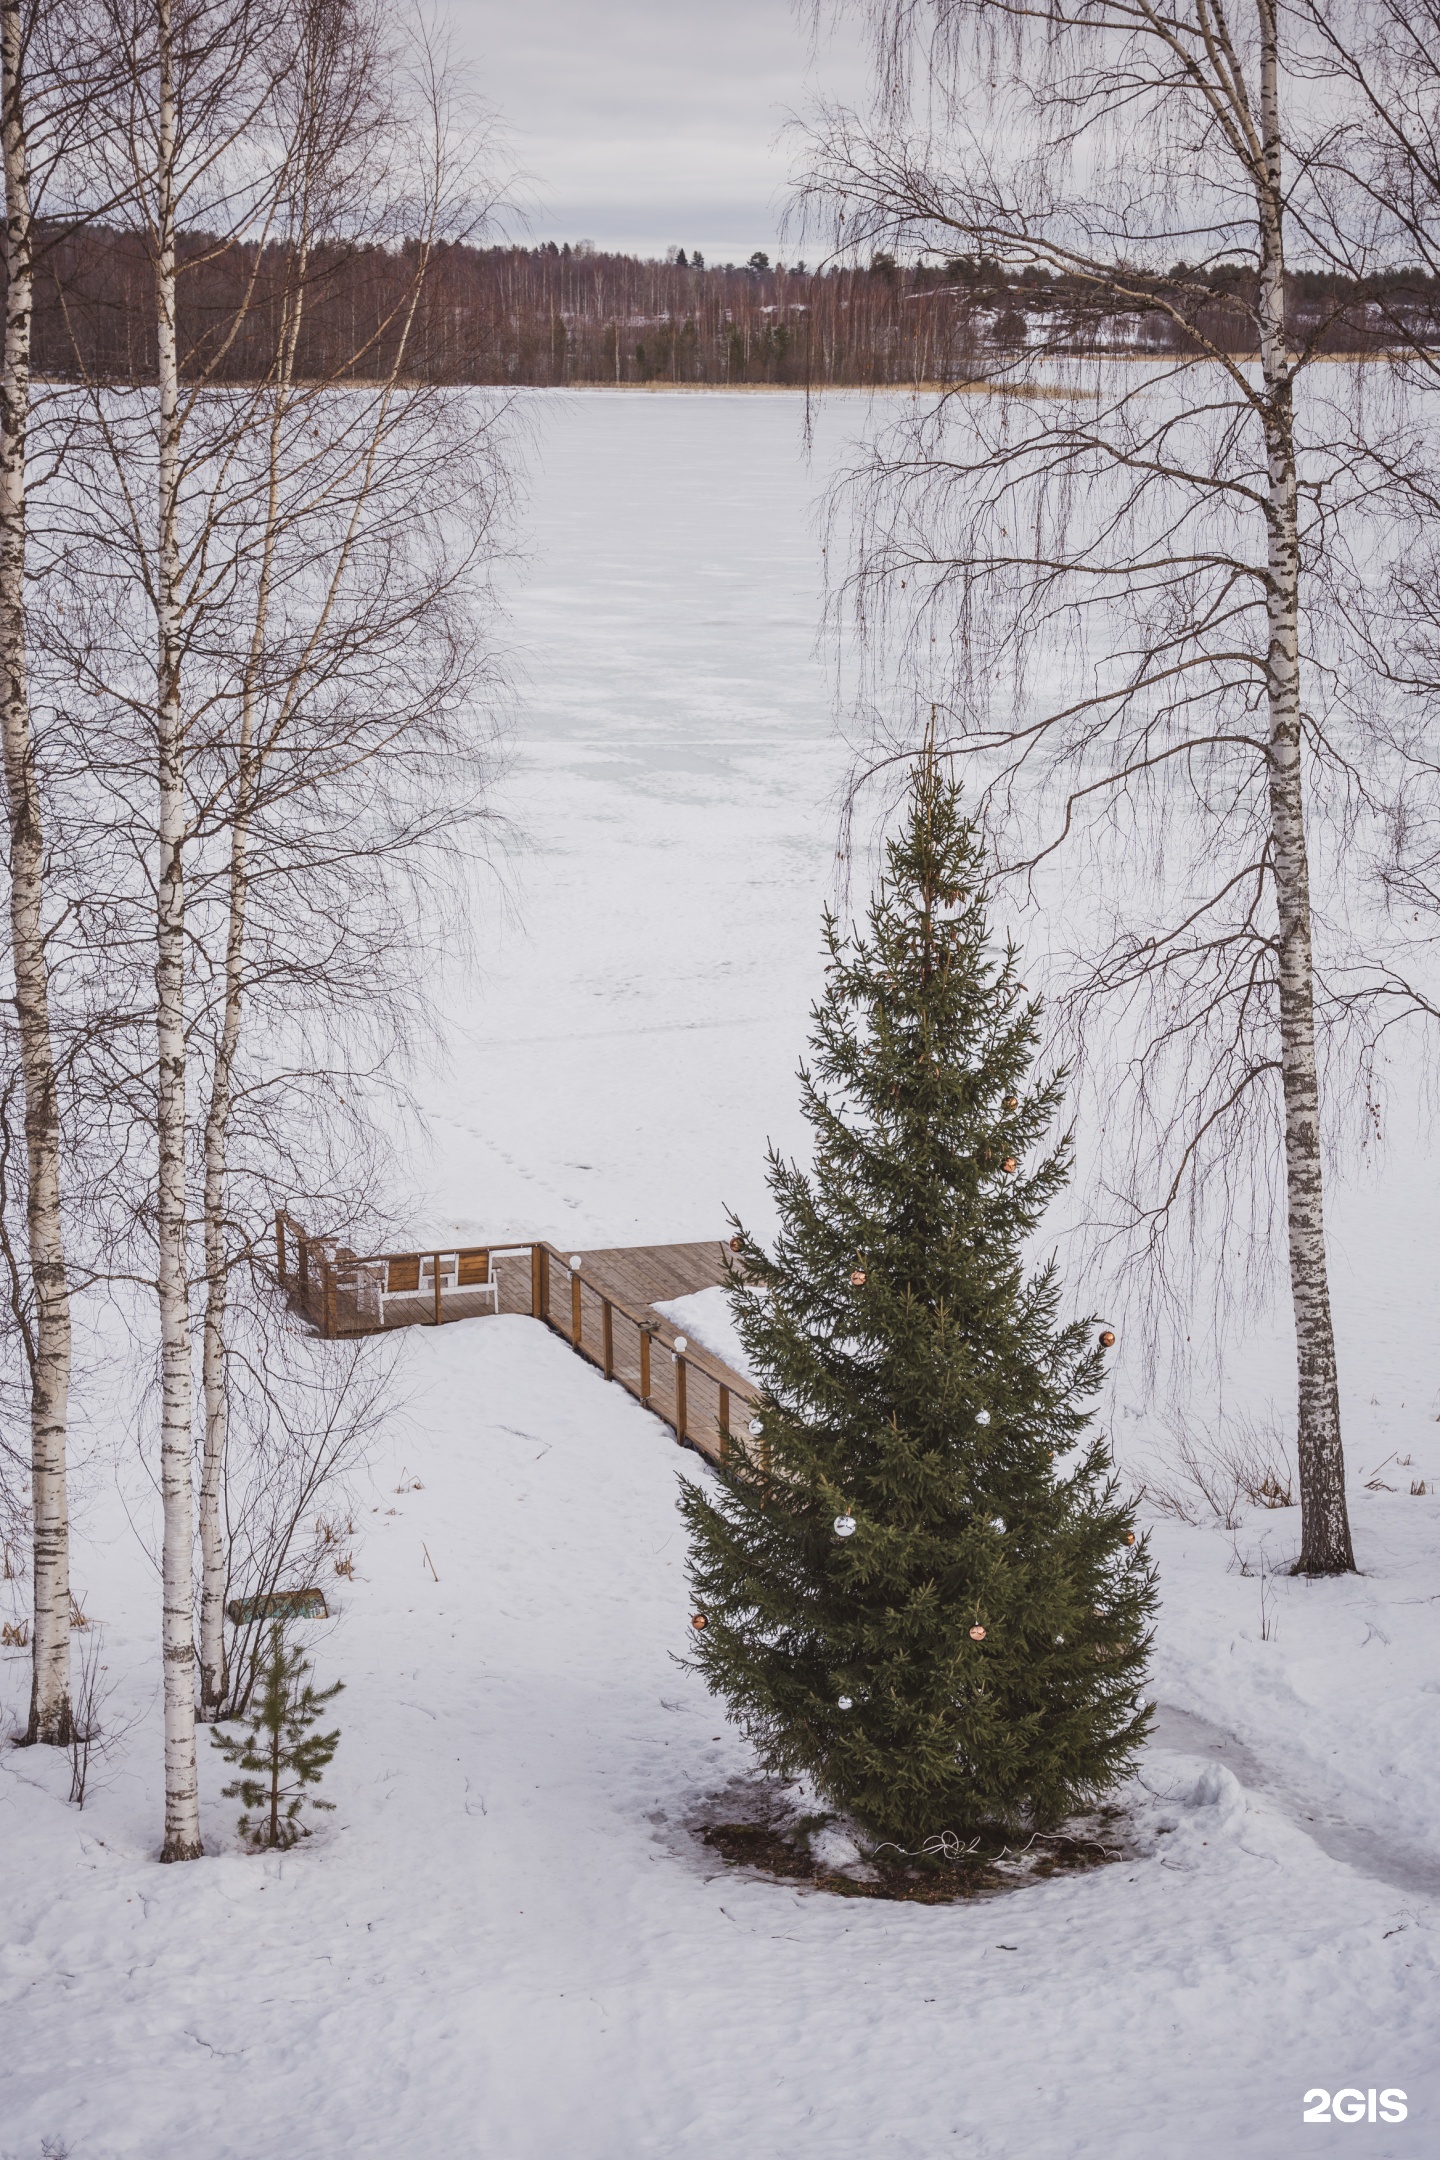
[274,1215,757,1466]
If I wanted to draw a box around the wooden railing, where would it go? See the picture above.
[274,1213,758,1468]
[274,1212,523,1338]
[529,1241,758,1467]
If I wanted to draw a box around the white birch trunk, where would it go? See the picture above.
[1,0,73,1745]
[154,0,201,1858]
[197,673,257,1719]
[198,238,305,1715]
[1256,5,1354,1574]
[196,813,244,1719]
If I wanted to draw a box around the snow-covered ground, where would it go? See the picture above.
[5,391,1440,2158]
[4,1313,1438,2158]
[653,1284,755,1377]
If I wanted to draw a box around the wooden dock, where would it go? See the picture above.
[274,1214,757,1467]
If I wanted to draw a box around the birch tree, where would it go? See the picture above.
[0,0,112,1742]
[796,0,1409,1573]
[67,0,321,1860]
[189,22,508,1715]
[1297,4,1440,1019]
[0,0,77,1746]
[38,0,508,1852]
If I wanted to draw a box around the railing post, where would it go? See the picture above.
[571,1265,582,1346]
[674,1355,687,1443]
[275,1211,287,1286]
[537,1244,550,1321]
[433,1252,443,1327]
[530,1243,542,1317]
[602,1298,613,1379]
[640,1327,651,1403]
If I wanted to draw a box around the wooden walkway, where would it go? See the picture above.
[274,1215,757,1467]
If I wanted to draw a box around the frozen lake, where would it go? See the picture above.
[414,387,1440,1474]
[413,387,862,1251]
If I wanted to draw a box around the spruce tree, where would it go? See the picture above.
[211,1623,342,1850]
[682,749,1157,1847]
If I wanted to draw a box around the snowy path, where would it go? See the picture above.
[1149,1703,1440,1904]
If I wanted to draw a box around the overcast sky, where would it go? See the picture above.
[445,0,869,263]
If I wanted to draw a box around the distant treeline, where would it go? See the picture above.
[33,231,1440,387]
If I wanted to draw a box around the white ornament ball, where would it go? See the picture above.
[837,1696,854,1711]
[975,1410,991,1426]
[748,1418,764,1437]
[673,1335,688,1354]
[568,1254,582,1271]
[834,1514,857,1539]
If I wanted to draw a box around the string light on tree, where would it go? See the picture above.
[681,742,1156,1846]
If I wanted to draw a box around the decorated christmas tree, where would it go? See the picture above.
[682,747,1156,1847]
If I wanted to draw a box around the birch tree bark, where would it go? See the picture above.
[197,379,279,1718]
[1254,10,1353,1573]
[1,0,73,1744]
[152,0,201,1860]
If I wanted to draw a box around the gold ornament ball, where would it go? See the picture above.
[1003,1157,1018,1173]
[1125,1533,1136,1546]
[969,1624,987,1641]
[1004,1095,1018,1109]
[1100,1329,1116,1348]
[691,1613,708,1630]
[850,1269,867,1287]
[729,1235,743,1253]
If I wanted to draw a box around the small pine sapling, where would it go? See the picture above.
[211,1622,343,1850]
[682,744,1157,1847]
